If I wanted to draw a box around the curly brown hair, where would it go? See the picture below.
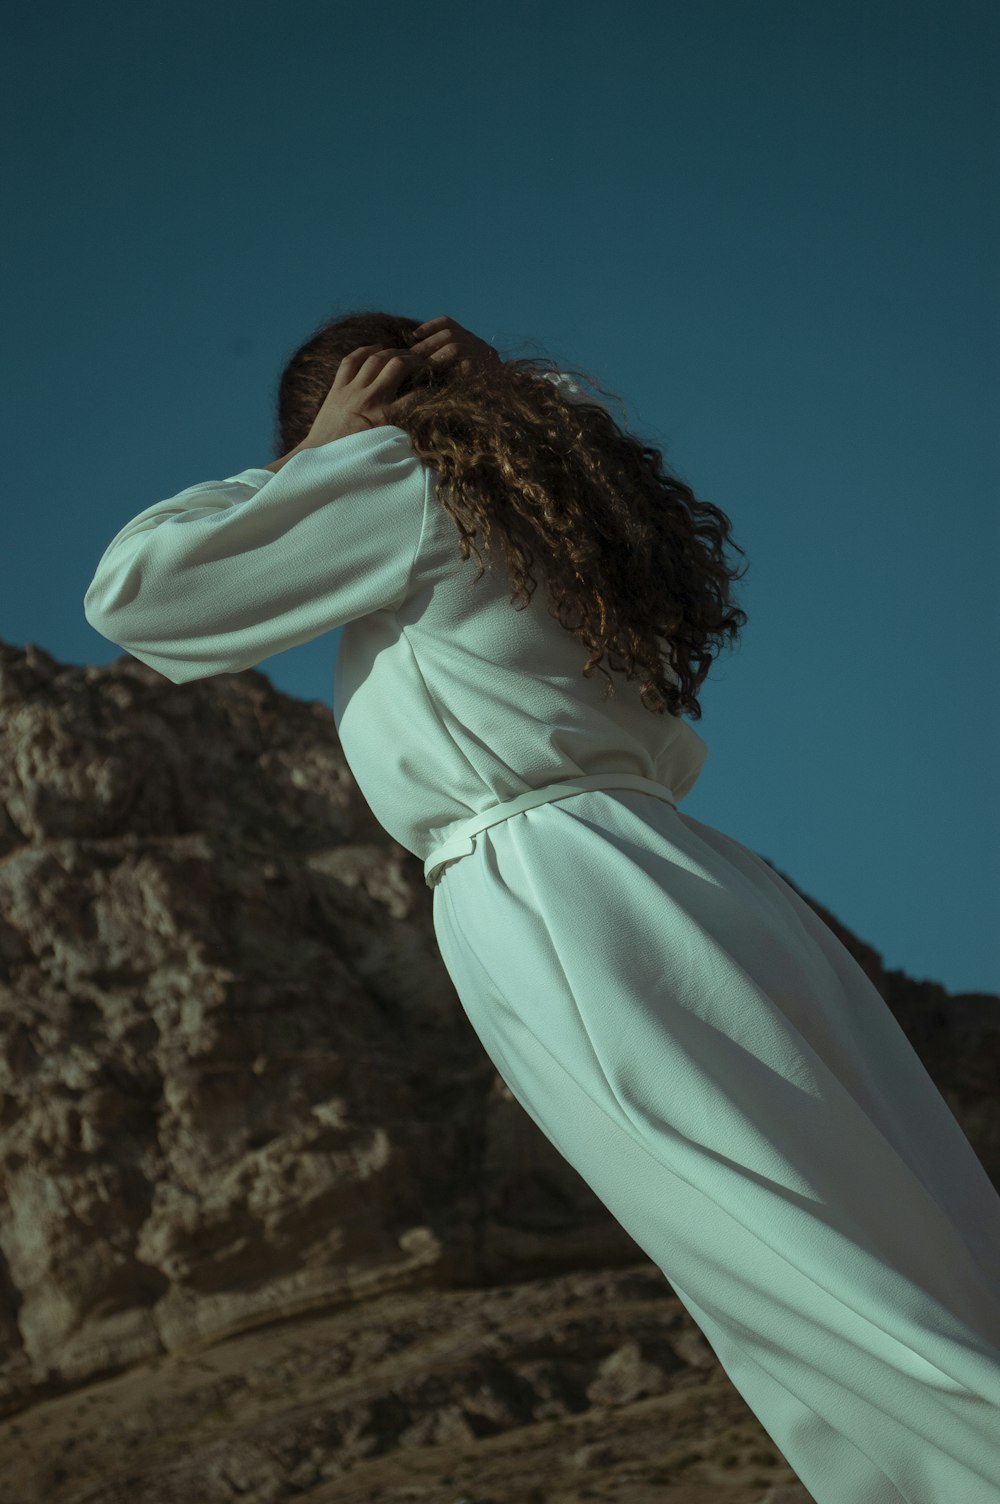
[274,308,750,721]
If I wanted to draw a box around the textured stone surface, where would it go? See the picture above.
[0,638,994,1501]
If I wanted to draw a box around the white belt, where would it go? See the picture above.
[424,772,678,888]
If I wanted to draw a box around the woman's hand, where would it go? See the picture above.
[409,315,501,375]
[280,319,500,464]
[302,343,428,448]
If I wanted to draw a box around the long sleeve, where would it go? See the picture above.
[83,426,427,685]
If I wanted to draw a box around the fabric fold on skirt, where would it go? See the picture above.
[431,788,1000,1504]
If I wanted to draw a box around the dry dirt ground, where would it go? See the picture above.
[0,1264,815,1504]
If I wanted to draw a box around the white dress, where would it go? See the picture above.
[84,385,1000,1504]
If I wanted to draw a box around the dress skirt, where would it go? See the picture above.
[430,787,1000,1504]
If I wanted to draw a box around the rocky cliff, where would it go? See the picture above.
[0,639,995,1504]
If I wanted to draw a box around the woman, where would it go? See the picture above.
[84,309,1000,1504]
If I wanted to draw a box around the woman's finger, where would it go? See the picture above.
[339,344,389,376]
[368,350,422,386]
[411,329,455,354]
[411,316,451,337]
[357,348,414,375]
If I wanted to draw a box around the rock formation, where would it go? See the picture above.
[0,639,994,1503]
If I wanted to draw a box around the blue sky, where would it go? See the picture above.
[5,0,997,994]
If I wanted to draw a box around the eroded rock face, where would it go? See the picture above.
[0,641,500,1418]
[0,640,994,1503]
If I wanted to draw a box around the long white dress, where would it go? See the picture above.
[84,388,1000,1504]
